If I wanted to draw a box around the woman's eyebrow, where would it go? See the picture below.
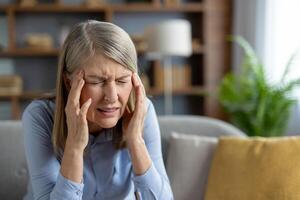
[117,75,131,79]
[85,75,106,80]
[85,74,131,79]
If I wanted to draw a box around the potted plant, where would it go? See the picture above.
[218,36,300,137]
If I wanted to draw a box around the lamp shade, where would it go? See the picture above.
[145,19,192,57]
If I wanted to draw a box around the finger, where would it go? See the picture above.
[133,73,146,97]
[132,73,146,97]
[79,98,92,122]
[68,70,84,107]
[132,73,146,117]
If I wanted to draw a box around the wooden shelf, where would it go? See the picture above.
[0,3,204,13]
[0,90,55,100]
[13,4,107,13]
[0,48,59,57]
[0,44,204,57]
[147,86,205,96]
[0,90,55,120]
[112,3,204,12]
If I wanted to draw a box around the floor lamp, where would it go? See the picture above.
[145,19,192,115]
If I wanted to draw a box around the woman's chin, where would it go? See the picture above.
[95,118,118,129]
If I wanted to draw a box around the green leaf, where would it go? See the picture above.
[218,36,300,137]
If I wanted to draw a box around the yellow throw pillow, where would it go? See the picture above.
[204,136,300,200]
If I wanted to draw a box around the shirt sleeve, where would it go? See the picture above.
[132,99,174,200]
[22,100,84,200]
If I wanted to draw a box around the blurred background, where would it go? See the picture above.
[0,0,300,135]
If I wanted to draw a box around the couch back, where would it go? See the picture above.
[158,115,246,163]
[0,116,246,199]
[0,121,27,200]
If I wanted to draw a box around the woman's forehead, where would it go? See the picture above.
[82,55,131,76]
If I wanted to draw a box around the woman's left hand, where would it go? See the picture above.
[122,73,147,147]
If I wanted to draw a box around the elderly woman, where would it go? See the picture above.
[22,20,173,200]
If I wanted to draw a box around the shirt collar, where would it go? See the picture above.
[89,129,113,145]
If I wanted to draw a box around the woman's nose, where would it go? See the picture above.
[103,83,118,103]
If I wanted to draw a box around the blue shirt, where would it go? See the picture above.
[22,99,173,200]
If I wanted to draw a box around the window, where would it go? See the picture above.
[263,0,300,134]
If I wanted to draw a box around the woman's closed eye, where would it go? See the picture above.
[86,80,105,85]
[84,74,131,85]
[85,79,129,85]
[85,78,105,85]
[116,79,129,84]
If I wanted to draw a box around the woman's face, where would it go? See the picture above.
[78,55,133,133]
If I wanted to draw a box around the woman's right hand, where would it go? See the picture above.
[64,70,92,153]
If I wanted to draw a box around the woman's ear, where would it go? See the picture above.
[62,73,71,92]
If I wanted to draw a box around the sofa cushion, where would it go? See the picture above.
[0,121,28,199]
[205,136,300,200]
[166,132,218,200]
[158,115,246,164]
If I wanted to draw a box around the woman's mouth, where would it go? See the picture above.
[97,107,119,117]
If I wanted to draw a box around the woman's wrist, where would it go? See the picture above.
[126,135,145,150]
[64,144,84,157]
[61,143,84,183]
[65,136,86,154]
[126,136,151,176]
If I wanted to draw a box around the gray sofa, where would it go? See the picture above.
[0,116,245,200]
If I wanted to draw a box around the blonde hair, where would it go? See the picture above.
[52,20,138,155]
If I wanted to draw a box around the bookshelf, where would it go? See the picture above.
[0,0,232,119]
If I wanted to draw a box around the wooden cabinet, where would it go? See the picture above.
[0,0,232,119]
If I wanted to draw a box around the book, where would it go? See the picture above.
[153,63,191,91]
[0,75,23,96]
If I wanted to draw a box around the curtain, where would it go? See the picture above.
[263,0,300,135]
[233,0,300,135]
